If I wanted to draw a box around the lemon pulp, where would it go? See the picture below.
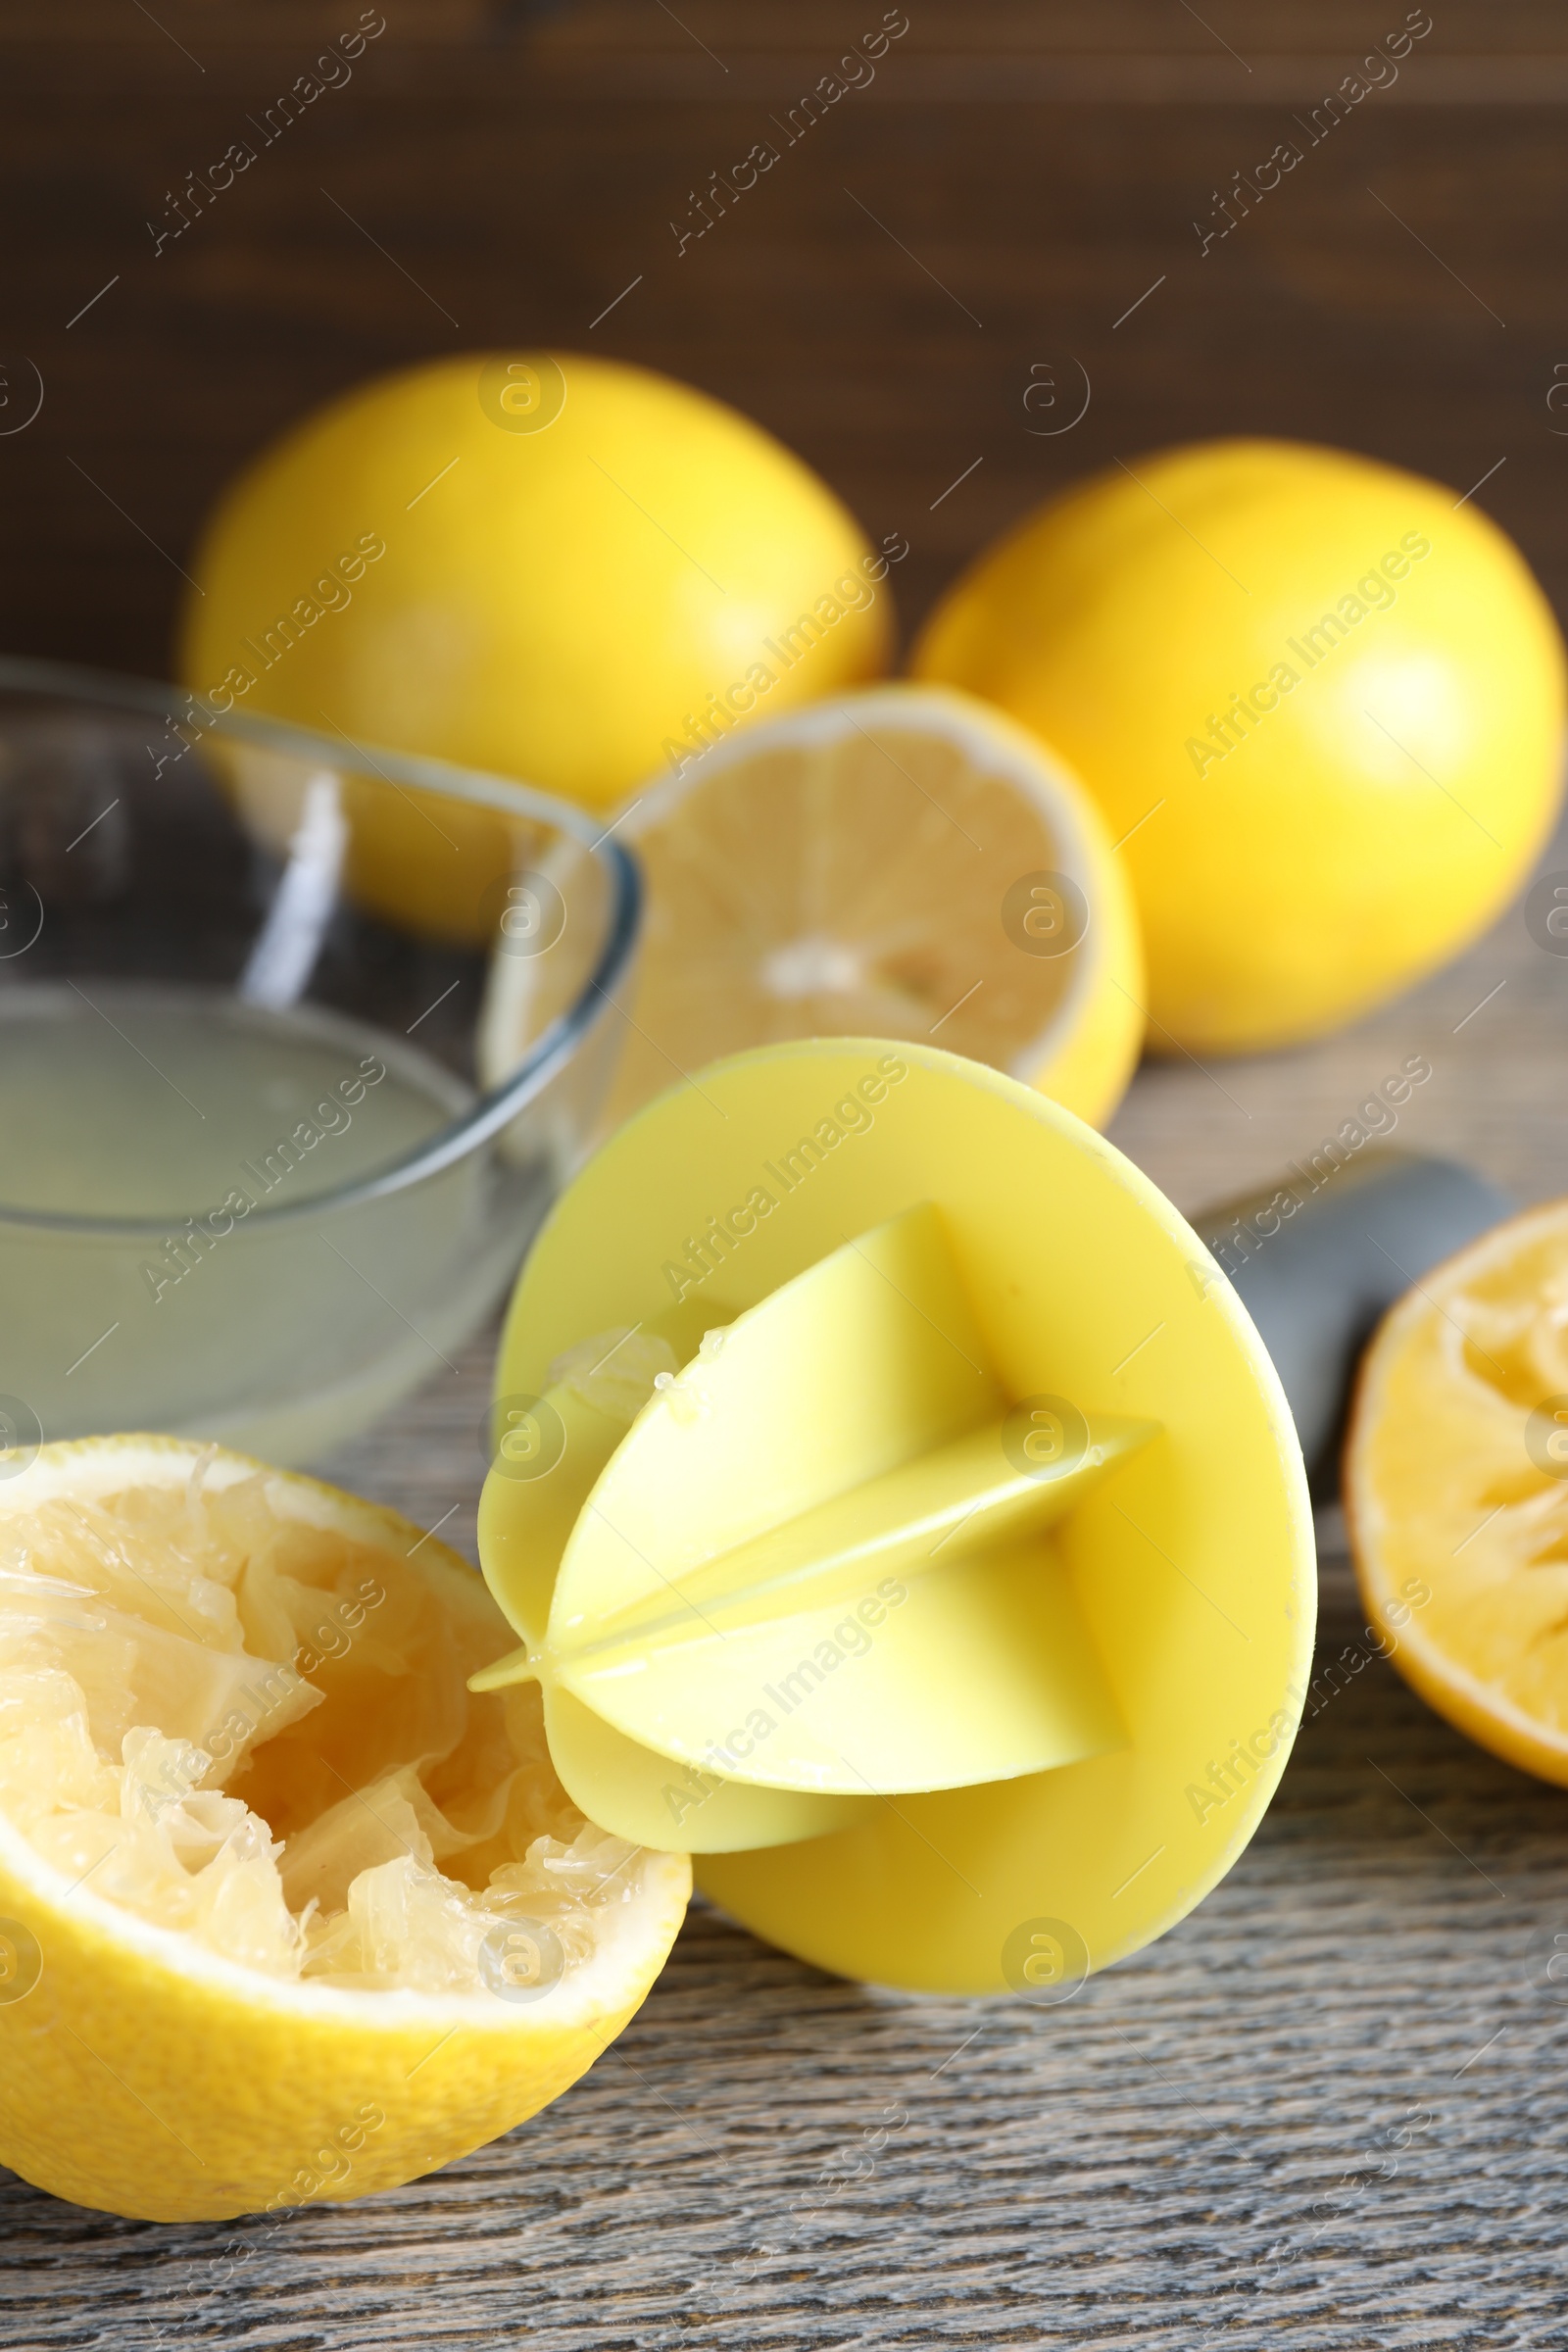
[0,1458,639,1990]
[1348,1199,1568,1784]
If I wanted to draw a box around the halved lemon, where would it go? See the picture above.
[0,1437,689,2221]
[479,686,1144,1136]
[1346,1199,1568,1785]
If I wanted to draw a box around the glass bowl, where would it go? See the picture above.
[0,656,639,1465]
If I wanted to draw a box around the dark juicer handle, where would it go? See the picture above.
[1192,1150,1511,1494]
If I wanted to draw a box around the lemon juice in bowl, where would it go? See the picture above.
[0,660,637,1465]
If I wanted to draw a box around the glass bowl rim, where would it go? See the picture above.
[0,654,642,1237]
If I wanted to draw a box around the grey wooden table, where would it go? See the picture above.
[6,824,1568,2352]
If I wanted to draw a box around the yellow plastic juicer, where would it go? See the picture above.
[474,1039,1314,1997]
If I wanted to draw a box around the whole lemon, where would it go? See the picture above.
[181,353,891,940]
[913,439,1567,1053]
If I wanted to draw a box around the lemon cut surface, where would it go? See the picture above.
[519,686,1144,1135]
[1348,1200,1568,1786]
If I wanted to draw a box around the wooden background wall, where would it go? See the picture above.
[5,1,1567,681]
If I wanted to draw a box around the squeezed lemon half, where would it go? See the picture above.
[0,1438,689,2221]
[1348,1200,1568,1785]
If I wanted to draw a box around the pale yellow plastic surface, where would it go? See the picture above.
[479,1040,1314,1995]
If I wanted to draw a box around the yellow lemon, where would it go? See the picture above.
[180,353,892,943]
[913,438,1566,1053]
[1347,1200,1568,1787]
[0,1437,688,2221]
[478,685,1146,1132]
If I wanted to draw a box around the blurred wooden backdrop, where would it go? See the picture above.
[7,8,1568,2346]
[6,0,1568,677]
